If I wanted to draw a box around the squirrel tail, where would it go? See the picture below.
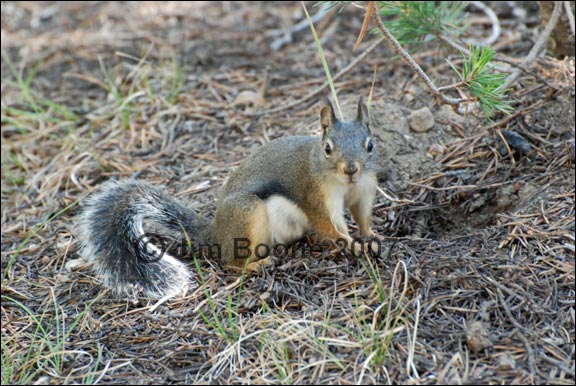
[77,179,212,298]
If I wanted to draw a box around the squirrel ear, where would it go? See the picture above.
[320,98,337,132]
[356,97,370,129]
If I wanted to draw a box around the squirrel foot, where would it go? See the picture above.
[227,256,272,273]
[245,256,273,272]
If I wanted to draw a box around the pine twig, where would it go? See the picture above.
[368,1,462,106]
[437,81,468,92]
[438,34,558,89]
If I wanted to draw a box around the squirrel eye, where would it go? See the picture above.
[366,139,374,153]
[324,141,332,156]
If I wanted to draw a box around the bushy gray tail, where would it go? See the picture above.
[77,180,212,298]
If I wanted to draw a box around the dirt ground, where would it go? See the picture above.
[1,1,574,384]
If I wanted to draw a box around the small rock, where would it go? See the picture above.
[500,130,531,155]
[468,193,487,212]
[466,320,493,353]
[259,291,271,301]
[457,101,481,115]
[437,104,480,127]
[65,258,89,271]
[402,92,415,104]
[233,90,259,107]
[428,143,445,157]
[409,107,434,132]
[495,184,519,210]
[497,352,516,371]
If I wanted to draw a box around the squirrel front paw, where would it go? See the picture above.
[245,256,273,272]
[227,256,273,273]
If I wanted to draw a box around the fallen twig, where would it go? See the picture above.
[467,1,501,46]
[504,1,564,89]
[565,0,575,36]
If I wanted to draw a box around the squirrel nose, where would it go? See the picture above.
[344,162,359,176]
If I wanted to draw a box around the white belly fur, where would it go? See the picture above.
[325,172,377,234]
[265,196,310,244]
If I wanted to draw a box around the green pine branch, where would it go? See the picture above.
[325,1,513,119]
[372,1,511,119]
[376,1,468,46]
[447,46,512,118]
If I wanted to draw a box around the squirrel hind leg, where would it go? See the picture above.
[217,194,309,269]
[219,200,271,271]
[215,194,270,265]
[244,195,309,270]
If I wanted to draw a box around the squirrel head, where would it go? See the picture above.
[318,97,376,183]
